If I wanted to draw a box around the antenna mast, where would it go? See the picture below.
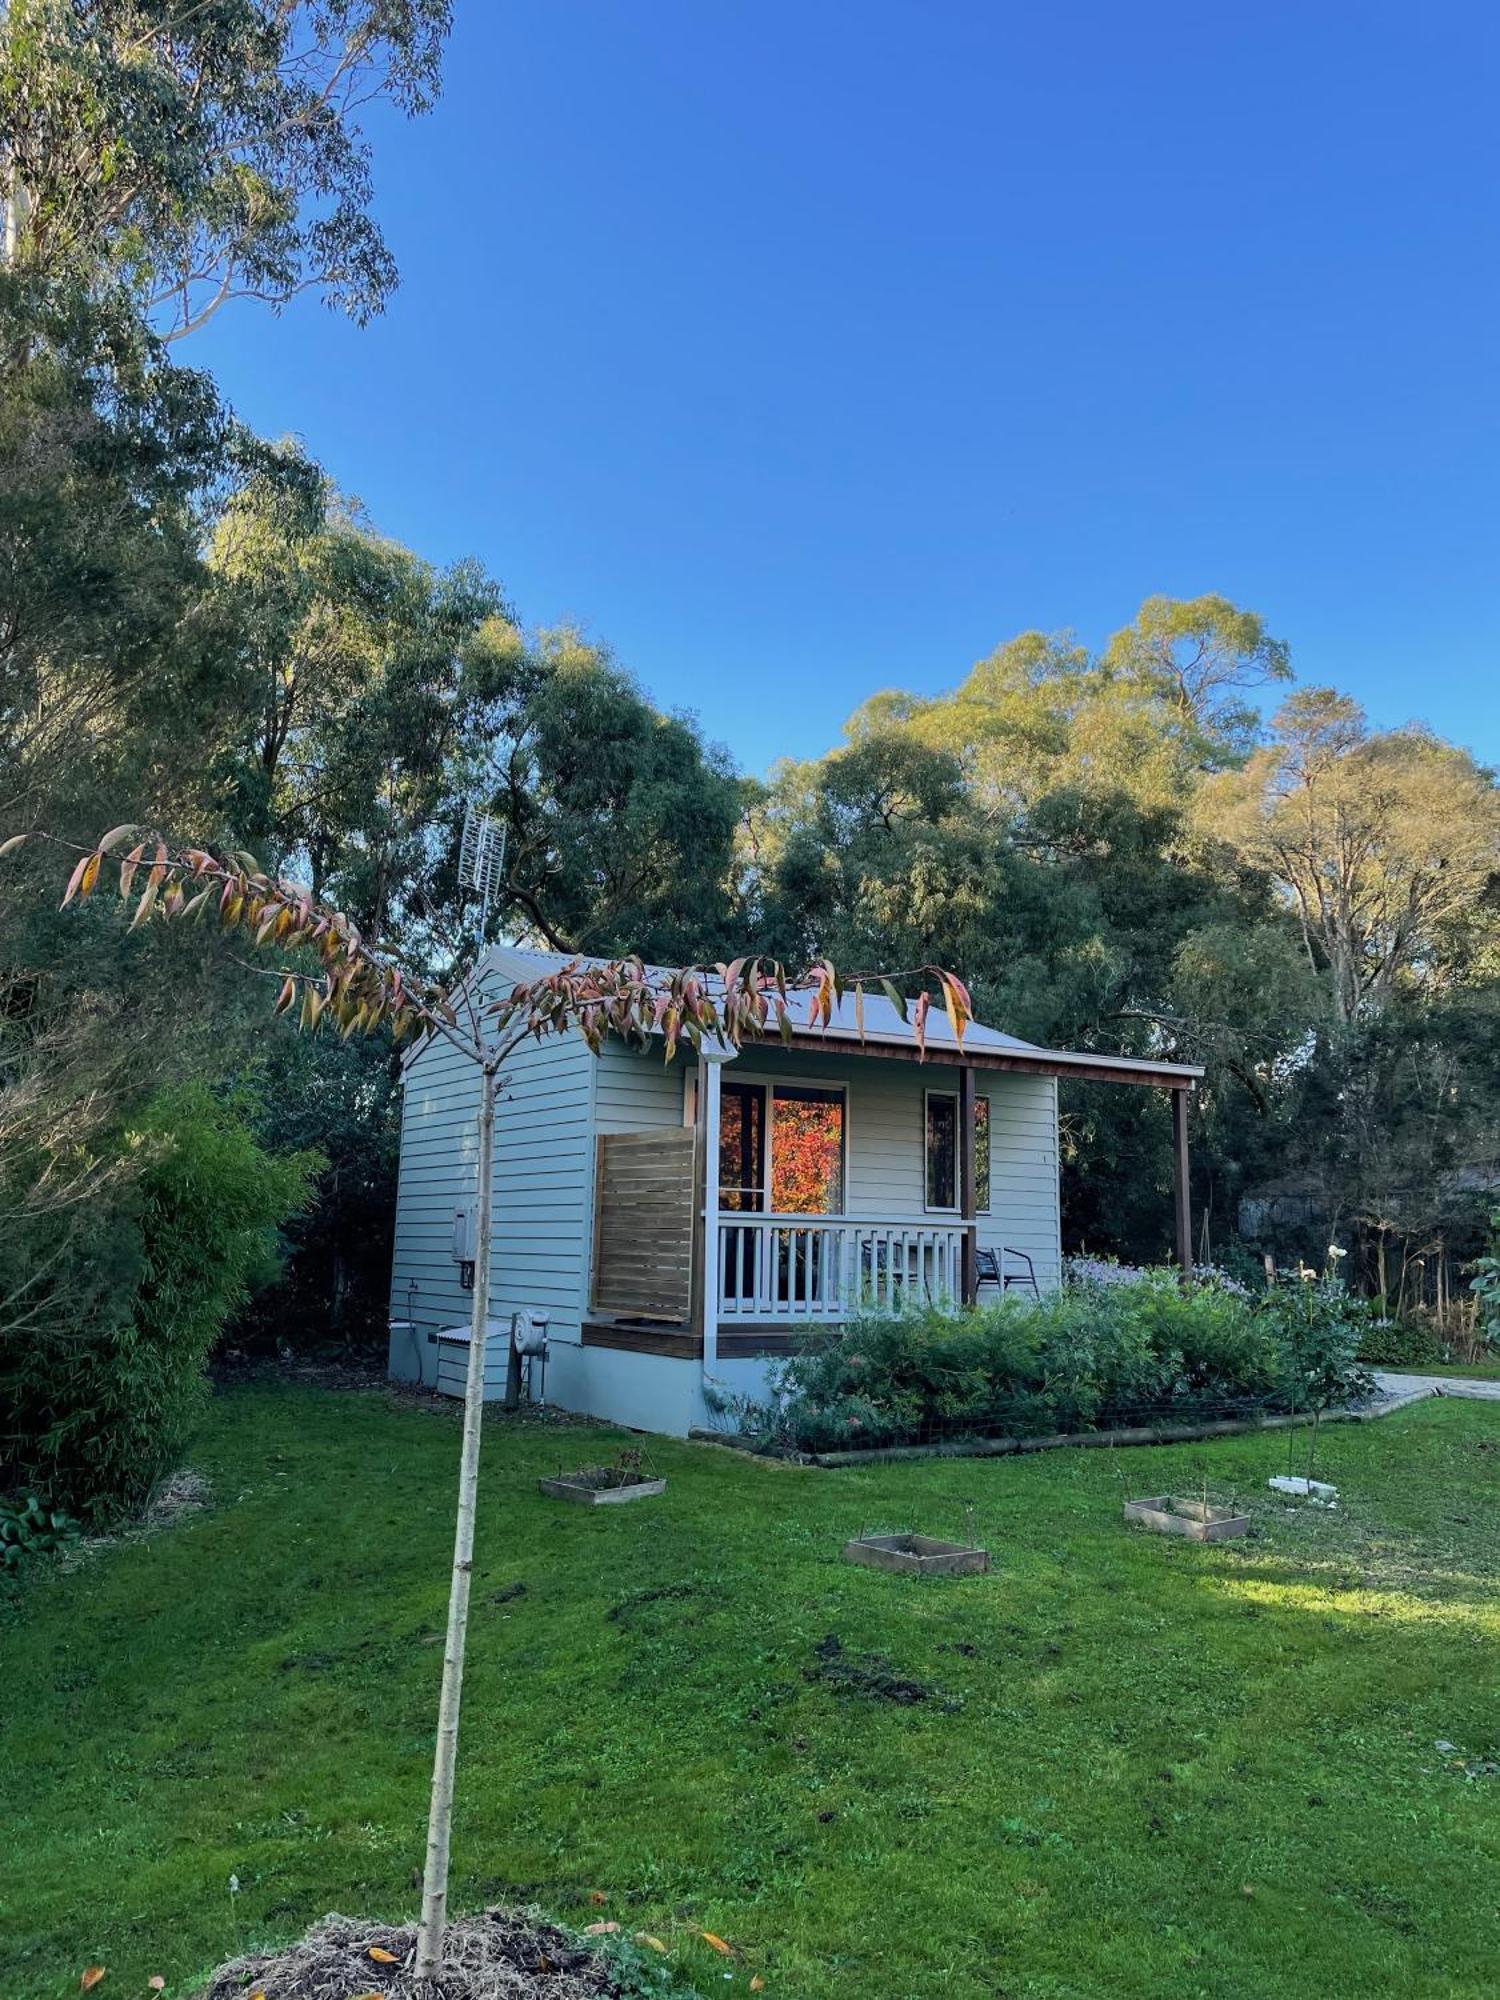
[458,802,507,933]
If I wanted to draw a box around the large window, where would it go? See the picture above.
[925,1091,990,1212]
[717,1079,846,1215]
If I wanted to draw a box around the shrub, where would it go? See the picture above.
[231,1031,400,1353]
[768,1304,1048,1452]
[1258,1277,1377,1405]
[1353,1315,1447,1369]
[1,1084,318,1518]
[0,1492,81,1572]
[1063,1253,1148,1289]
[770,1268,1374,1452]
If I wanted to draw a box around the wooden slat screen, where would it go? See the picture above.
[590,1129,697,1322]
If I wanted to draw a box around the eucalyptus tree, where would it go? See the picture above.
[210,470,514,943]
[0,0,452,338]
[459,626,745,964]
[847,595,1293,821]
[1100,592,1292,766]
[1200,689,1500,1025]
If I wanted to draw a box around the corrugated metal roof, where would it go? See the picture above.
[478,945,1202,1083]
[484,944,1034,1052]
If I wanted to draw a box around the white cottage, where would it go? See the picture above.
[386,946,1202,1435]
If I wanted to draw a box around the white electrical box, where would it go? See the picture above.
[451,1205,476,1262]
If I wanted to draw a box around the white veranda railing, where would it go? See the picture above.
[715,1213,969,1320]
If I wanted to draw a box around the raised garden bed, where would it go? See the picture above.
[1123,1494,1249,1542]
[539,1468,666,1506]
[539,1448,665,1507]
[842,1532,989,1576]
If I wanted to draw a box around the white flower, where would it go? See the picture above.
[1327,1245,1348,1260]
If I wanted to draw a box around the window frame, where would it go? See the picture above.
[923,1087,991,1215]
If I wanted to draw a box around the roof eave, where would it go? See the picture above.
[773,1027,1203,1089]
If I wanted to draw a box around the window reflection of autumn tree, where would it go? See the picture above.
[771,1089,844,1213]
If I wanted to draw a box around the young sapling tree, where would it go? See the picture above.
[14,822,970,1977]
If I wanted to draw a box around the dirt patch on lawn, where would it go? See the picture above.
[806,1632,950,1707]
[195,1910,650,2000]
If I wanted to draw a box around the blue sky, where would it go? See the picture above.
[199,1,1499,774]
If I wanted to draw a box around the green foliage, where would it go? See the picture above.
[1099,592,1292,766]
[1,1085,317,1516]
[771,1276,1373,1452]
[1254,1277,1379,1406]
[0,1490,80,1570]
[1354,1316,1447,1370]
[475,627,745,962]
[210,469,514,945]
[232,1033,400,1352]
[1,0,452,338]
[0,0,467,1466]
[1470,1210,1500,1347]
[754,602,1500,1294]
[1200,690,1500,1025]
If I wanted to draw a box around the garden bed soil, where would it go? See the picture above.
[194,1909,641,2000]
[1123,1495,1250,1542]
[842,1531,989,1576]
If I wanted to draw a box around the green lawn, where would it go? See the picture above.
[4,1383,1499,2000]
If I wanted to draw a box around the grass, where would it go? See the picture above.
[4,1381,1500,2000]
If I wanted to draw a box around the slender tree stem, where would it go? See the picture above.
[414,1057,498,1977]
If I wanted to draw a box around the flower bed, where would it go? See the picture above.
[757,1271,1375,1455]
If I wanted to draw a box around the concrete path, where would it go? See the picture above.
[1373,1369,1500,1403]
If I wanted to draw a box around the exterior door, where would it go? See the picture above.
[718,1080,767,1304]
[718,1079,767,1214]
[716,1079,847,1307]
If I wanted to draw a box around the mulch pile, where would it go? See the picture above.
[195,1912,637,2000]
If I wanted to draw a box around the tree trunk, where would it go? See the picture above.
[414,1060,498,1978]
[3,170,29,268]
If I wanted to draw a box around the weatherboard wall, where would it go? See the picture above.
[388,964,595,1391]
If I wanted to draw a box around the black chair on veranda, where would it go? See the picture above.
[974,1245,1042,1300]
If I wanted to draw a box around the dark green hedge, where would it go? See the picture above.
[1,1084,317,1518]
